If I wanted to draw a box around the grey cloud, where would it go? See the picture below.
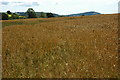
[0,1,23,5]
[32,2,39,6]
[0,1,39,7]
[13,2,23,3]
[19,2,40,7]
[20,4,32,7]
[0,2,9,5]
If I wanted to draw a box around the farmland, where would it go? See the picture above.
[2,14,119,78]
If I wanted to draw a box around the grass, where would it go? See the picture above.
[2,14,119,78]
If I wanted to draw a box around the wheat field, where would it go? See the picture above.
[2,14,119,78]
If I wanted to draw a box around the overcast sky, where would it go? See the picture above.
[0,0,119,15]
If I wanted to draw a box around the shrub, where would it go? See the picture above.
[46,13,54,18]
[40,12,47,18]
[12,13,19,19]
[2,13,8,20]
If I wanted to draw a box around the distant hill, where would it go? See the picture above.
[65,11,101,17]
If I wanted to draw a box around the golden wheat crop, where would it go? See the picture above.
[2,14,119,78]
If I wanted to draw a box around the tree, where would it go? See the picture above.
[2,13,8,20]
[81,14,85,16]
[59,15,65,17]
[40,12,47,18]
[12,13,19,19]
[46,13,54,18]
[26,8,37,18]
[7,10,12,14]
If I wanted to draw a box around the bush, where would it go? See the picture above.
[46,13,54,18]
[40,12,47,18]
[12,13,19,19]
[2,13,8,20]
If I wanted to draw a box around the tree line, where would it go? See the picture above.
[1,8,57,20]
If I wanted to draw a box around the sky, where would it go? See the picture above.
[0,0,119,15]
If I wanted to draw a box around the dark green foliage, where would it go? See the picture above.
[0,13,2,20]
[82,14,85,16]
[26,8,37,18]
[36,12,47,18]
[12,13,19,19]
[7,10,12,14]
[2,12,26,20]
[35,12,41,18]
[2,13,8,20]
[59,15,65,17]
[40,12,47,18]
[46,13,54,18]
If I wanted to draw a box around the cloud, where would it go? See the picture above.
[0,2,9,5]
[32,2,39,6]
[19,2,40,7]
[0,1,40,7]
[0,0,119,14]
[13,2,23,3]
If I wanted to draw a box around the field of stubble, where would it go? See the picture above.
[2,14,119,78]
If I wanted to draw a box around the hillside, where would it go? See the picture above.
[2,14,119,78]
[65,11,101,17]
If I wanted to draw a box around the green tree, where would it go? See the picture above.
[2,13,8,20]
[46,13,54,18]
[12,13,19,19]
[26,8,37,18]
[81,14,85,16]
[40,12,47,18]
[7,10,12,14]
